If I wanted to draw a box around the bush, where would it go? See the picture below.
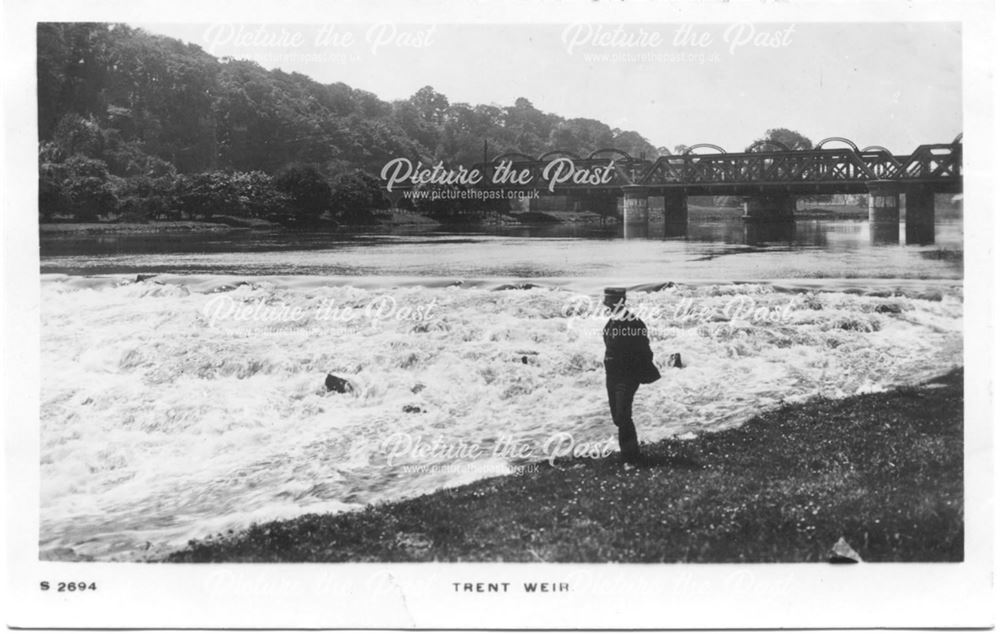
[330,170,384,223]
[56,155,119,221]
[175,172,239,220]
[39,161,70,221]
[114,174,180,220]
[230,171,290,219]
[274,164,331,221]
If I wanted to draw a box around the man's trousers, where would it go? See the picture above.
[606,374,640,461]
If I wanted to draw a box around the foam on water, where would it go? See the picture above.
[39,274,962,560]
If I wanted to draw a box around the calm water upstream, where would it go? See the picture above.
[40,218,962,284]
[38,217,964,560]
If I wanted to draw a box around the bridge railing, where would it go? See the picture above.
[460,142,961,192]
[899,144,963,180]
[640,150,871,185]
[638,144,961,186]
[471,157,652,189]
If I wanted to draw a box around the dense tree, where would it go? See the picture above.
[548,118,613,154]
[610,130,656,159]
[59,155,119,221]
[38,161,70,221]
[274,164,331,221]
[750,128,813,151]
[116,174,178,220]
[175,172,238,220]
[330,170,384,223]
[409,86,450,126]
[36,22,663,223]
[230,171,290,219]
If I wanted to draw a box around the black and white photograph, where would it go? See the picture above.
[3,0,995,629]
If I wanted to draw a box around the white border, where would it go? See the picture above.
[3,0,995,629]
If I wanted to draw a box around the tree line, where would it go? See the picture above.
[37,23,665,224]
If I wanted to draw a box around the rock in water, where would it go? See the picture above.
[875,303,903,314]
[829,537,863,563]
[325,374,354,394]
[402,404,424,413]
[668,353,683,368]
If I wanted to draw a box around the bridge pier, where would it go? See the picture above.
[870,223,900,245]
[905,184,935,245]
[867,181,900,244]
[741,194,796,221]
[622,185,649,225]
[662,189,688,237]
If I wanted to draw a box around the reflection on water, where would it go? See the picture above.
[684,219,800,246]
[41,217,962,255]
[623,220,650,240]
[39,217,963,283]
[744,220,796,246]
[870,222,900,246]
[905,221,936,245]
[641,218,944,248]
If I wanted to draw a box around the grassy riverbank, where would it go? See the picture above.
[39,221,252,234]
[166,368,963,563]
[40,213,445,235]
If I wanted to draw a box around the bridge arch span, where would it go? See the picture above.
[952,132,963,144]
[538,150,582,162]
[746,139,792,153]
[861,145,894,154]
[491,151,536,163]
[860,146,905,172]
[816,137,861,153]
[683,143,727,155]
[586,148,635,161]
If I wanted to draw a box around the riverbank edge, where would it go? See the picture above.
[38,205,876,236]
[164,368,963,563]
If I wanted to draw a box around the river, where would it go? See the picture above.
[38,216,964,560]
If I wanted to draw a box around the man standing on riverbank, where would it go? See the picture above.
[603,287,660,464]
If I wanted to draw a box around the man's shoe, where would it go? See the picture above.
[620,440,641,464]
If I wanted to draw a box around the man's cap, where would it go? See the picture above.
[604,287,627,301]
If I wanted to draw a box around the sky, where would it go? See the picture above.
[136,22,962,153]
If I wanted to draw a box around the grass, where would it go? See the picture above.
[39,221,243,234]
[166,369,963,563]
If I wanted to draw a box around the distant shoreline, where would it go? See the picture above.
[38,206,877,237]
[36,214,575,236]
[40,221,257,235]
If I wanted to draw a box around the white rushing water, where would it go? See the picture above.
[38,273,962,560]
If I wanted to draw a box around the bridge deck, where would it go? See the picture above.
[464,142,961,195]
